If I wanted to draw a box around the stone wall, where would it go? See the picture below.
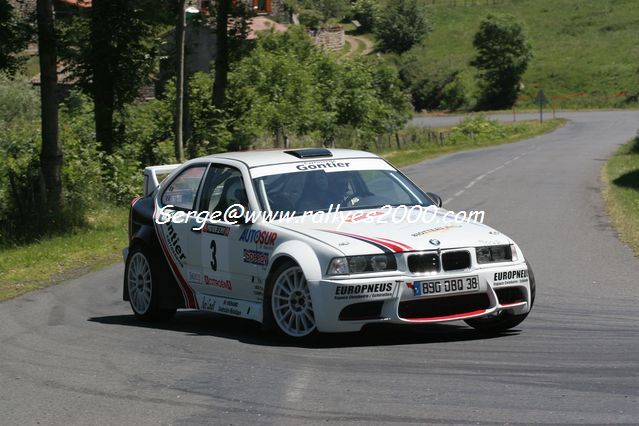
[311,26,345,51]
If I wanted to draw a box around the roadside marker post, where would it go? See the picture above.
[534,90,550,123]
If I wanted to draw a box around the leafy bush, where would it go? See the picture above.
[351,0,379,32]
[399,56,469,111]
[0,86,104,246]
[0,0,31,75]
[293,0,350,24]
[298,9,324,28]
[226,28,411,148]
[375,0,431,53]
[451,115,506,141]
[0,74,39,124]
[440,75,472,111]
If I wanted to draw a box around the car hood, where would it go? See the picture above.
[270,207,512,255]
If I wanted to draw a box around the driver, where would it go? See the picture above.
[327,172,354,206]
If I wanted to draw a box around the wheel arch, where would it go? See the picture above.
[123,225,185,310]
[267,240,323,284]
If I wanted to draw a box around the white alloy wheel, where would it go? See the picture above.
[127,252,153,315]
[271,266,316,337]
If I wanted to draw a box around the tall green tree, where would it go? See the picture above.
[374,0,430,54]
[0,0,31,75]
[36,0,63,214]
[471,14,532,109]
[59,0,163,153]
[212,0,252,112]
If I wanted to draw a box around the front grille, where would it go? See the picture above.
[442,250,471,271]
[495,287,525,305]
[398,293,490,320]
[407,253,439,273]
[339,301,384,321]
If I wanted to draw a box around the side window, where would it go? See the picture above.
[161,166,207,210]
[200,166,249,213]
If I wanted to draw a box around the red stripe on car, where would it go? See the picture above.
[153,204,198,309]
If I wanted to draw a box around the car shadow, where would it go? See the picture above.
[89,310,517,349]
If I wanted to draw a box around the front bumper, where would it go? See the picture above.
[309,261,532,333]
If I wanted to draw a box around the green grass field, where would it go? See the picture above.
[415,0,639,109]
[602,137,639,255]
[0,208,128,301]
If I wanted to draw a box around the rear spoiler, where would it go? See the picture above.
[143,164,181,196]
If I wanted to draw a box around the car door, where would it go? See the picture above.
[156,164,208,307]
[194,164,258,301]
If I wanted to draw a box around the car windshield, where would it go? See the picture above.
[253,166,433,214]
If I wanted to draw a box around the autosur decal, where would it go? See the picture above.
[239,229,278,246]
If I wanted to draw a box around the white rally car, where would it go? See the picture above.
[124,148,535,338]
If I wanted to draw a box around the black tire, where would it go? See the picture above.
[263,260,317,339]
[125,245,176,321]
[465,260,536,333]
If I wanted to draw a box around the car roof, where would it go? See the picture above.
[192,148,381,168]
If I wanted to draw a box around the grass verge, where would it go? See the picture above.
[0,207,128,301]
[0,118,566,301]
[383,118,566,167]
[602,137,639,256]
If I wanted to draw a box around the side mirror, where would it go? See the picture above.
[426,192,443,207]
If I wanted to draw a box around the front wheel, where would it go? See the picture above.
[266,262,317,338]
[465,260,536,333]
[125,246,176,321]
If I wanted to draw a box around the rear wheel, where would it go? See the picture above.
[125,246,176,321]
[266,262,317,338]
[465,260,536,333]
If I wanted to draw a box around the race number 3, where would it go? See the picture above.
[210,240,217,271]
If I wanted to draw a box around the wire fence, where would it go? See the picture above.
[424,0,511,6]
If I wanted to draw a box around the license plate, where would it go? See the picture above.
[413,276,480,296]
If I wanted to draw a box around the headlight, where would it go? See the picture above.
[476,245,513,263]
[327,254,397,275]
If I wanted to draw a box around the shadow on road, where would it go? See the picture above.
[89,310,516,349]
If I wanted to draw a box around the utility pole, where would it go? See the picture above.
[174,0,186,163]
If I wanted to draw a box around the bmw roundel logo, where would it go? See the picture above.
[429,239,441,246]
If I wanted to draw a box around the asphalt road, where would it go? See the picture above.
[2,111,638,425]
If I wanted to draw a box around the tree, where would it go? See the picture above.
[58,0,162,153]
[212,0,230,111]
[225,28,411,148]
[374,0,430,54]
[399,54,468,111]
[212,0,252,111]
[471,14,532,109]
[351,0,379,32]
[313,0,349,23]
[0,0,31,75]
[295,0,349,25]
[36,0,63,214]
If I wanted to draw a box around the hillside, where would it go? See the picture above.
[412,0,639,109]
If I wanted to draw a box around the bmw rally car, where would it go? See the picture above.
[124,148,535,338]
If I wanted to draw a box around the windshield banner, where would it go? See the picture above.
[250,158,395,178]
